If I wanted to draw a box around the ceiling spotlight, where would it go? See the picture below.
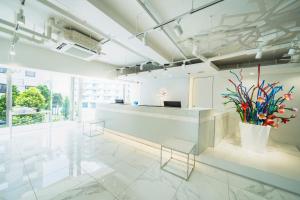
[255,49,262,59]
[9,45,16,56]
[181,61,186,69]
[17,9,25,25]
[173,19,183,36]
[288,48,296,56]
[192,42,199,56]
[142,33,147,46]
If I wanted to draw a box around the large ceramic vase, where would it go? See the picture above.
[239,122,271,153]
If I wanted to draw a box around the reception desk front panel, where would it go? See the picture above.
[96,104,214,154]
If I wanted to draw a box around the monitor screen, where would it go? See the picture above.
[163,101,181,108]
[115,99,124,104]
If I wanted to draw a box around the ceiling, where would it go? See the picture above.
[0,0,299,70]
[88,0,300,61]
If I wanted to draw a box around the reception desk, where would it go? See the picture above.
[96,104,214,154]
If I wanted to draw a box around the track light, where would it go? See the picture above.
[173,19,183,36]
[192,42,199,56]
[288,48,295,56]
[255,49,262,59]
[9,45,16,56]
[181,61,186,69]
[17,8,25,25]
[142,33,147,46]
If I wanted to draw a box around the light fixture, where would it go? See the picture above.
[181,61,186,69]
[255,48,262,59]
[249,72,255,75]
[173,19,183,36]
[288,48,295,56]
[9,34,19,56]
[192,42,199,56]
[9,45,15,56]
[142,33,147,46]
[16,8,25,25]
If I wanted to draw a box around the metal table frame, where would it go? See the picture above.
[160,141,196,181]
[82,120,105,137]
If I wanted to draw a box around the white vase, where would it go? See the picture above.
[239,122,271,153]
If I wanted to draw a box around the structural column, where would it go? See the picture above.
[6,69,12,136]
[70,76,75,121]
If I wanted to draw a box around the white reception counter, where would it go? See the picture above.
[96,104,214,154]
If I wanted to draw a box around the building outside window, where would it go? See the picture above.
[0,67,7,73]
[25,70,36,78]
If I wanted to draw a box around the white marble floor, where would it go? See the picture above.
[0,122,299,200]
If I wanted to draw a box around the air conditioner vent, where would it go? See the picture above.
[56,42,67,50]
[64,46,95,59]
[74,43,97,54]
[51,28,102,61]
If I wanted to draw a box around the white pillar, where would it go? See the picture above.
[6,69,12,136]
[77,78,83,122]
[70,76,75,121]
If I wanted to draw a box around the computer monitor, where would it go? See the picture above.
[115,99,124,104]
[163,101,181,108]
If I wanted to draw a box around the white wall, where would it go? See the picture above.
[139,77,189,107]
[0,37,117,79]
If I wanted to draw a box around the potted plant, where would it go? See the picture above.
[222,64,297,153]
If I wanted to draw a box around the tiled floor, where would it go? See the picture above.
[0,122,299,200]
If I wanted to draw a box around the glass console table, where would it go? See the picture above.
[82,120,105,137]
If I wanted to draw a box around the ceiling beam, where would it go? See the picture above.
[134,0,224,38]
[36,0,156,62]
[136,0,188,60]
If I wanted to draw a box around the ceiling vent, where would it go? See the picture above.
[53,28,102,61]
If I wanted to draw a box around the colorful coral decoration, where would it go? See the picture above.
[222,64,297,128]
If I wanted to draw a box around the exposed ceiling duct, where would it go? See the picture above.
[117,58,203,76]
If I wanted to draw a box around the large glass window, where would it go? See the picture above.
[0,67,7,127]
[0,65,140,129]
[73,78,139,121]
[51,72,71,122]
[11,68,51,126]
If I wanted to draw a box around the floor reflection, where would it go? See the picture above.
[0,121,299,200]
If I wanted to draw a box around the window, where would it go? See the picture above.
[0,68,7,73]
[25,70,36,77]
[82,102,88,108]
[0,83,6,93]
[90,102,96,108]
